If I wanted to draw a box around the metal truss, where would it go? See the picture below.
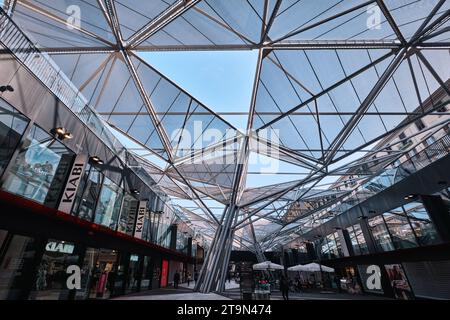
[4,0,450,293]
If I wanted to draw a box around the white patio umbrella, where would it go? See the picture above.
[252,261,284,271]
[287,264,310,272]
[302,262,335,273]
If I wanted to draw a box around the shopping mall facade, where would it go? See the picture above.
[0,1,450,301]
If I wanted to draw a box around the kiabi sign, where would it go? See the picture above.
[134,201,147,239]
[58,154,88,214]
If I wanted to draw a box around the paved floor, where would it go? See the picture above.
[222,288,389,300]
[114,282,388,300]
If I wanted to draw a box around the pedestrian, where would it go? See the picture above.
[280,275,290,301]
[174,271,180,289]
[187,272,192,287]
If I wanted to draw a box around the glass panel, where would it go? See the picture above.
[125,254,140,294]
[94,177,123,230]
[76,248,118,300]
[2,125,74,206]
[0,99,29,176]
[404,202,441,246]
[0,235,39,300]
[140,256,152,290]
[369,215,395,252]
[74,166,103,222]
[29,239,79,300]
[112,253,127,296]
[347,226,361,256]
[353,223,369,255]
[383,211,418,250]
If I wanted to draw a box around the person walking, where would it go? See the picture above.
[174,271,180,289]
[187,272,192,287]
[280,276,290,301]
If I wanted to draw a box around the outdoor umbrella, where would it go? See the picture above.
[252,261,284,271]
[287,264,310,272]
[302,263,335,273]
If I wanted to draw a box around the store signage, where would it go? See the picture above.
[126,200,138,235]
[46,241,75,254]
[134,201,147,239]
[58,154,88,214]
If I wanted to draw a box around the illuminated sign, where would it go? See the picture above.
[45,241,75,254]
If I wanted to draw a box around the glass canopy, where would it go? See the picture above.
[4,0,450,252]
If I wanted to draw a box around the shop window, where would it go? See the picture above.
[76,248,118,300]
[29,239,80,300]
[1,125,74,206]
[353,223,369,255]
[140,256,153,290]
[125,254,141,294]
[383,211,418,250]
[403,202,440,246]
[94,177,123,230]
[347,226,361,255]
[112,253,127,296]
[0,234,40,300]
[368,215,395,252]
[0,99,29,177]
[73,165,103,222]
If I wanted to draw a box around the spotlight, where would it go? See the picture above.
[357,215,367,220]
[89,156,104,165]
[131,189,140,195]
[404,194,416,200]
[51,127,73,140]
[0,85,14,93]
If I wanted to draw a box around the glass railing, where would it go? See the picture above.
[295,131,450,234]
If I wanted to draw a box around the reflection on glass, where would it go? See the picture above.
[29,239,79,300]
[126,254,140,294]
[0,235,38,300]
[74,166,103,221]
[76,248,118,300]
[383,212,418,249]
[403,202,440,246]
[94,177,123,230]
[141,256,152,290]
[369,215,395,252]
[0,99,29,176]
[2,125,74,206]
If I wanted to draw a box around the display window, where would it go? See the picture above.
[0,234,41,300]
[384,264,414,300]
[0,99,29,177]
[1,124,74,206]
[94,177,124,231]
[73,165,103,222]
[76,248,118,300]
[125,254,141,294]
[140,256,152,290]
[29,239,80,300]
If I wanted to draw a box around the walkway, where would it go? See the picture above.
[114,281,388,300]
[222,288,390,300]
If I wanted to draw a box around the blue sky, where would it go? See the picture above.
[138,50,258,130]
